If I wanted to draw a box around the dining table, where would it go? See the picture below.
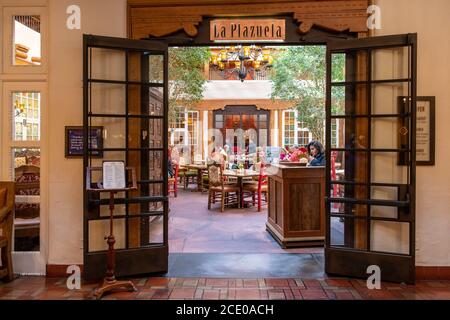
[223,169,260,207]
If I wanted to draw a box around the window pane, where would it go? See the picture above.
[187,111,199,160]
[170,107,185,129]
[331,53,345,83]
[283,111,296,147]
[298,131,310,146]
[89,219,126,252]
[13,148,41,252]
[14,16,41,65]
[89,83,126,115]
[371,152,408,184]
[89,47,126,81]
[370,221,409,255]
[12,92,40,141]
[149,55,164,84]
[372,47,410,81]
[91,117,125,149]
[331,51,368,83]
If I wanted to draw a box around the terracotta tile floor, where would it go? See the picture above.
[0,276,449,300]
[2,190,448,300]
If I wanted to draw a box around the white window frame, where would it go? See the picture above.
[331,118,340,148]
[1,82,48,275]
[186,110,199,150]
[2,6,48,74]
[170,128,187,146]
[170,108,199,146]
[281,110,297,147]
[282,109,312,147]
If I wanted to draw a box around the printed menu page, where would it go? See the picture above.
[102,161,126,189]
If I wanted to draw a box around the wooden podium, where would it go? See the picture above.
[86,164,138,299]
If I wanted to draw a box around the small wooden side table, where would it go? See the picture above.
[86,166,138,299]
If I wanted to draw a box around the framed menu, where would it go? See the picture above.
[102,161,126,190]
[398,97,435,166]
[415,97,435,165]
[65,126,103,158]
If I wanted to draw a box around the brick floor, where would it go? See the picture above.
[0,276,449,300]
[169,288,196,299]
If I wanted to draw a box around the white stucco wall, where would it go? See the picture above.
[47,0,127,265]
[374,0,450,266]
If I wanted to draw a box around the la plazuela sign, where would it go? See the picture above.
[210,19,285,41]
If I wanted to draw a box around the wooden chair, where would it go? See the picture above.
[207,163,240,212]
[0,182,15,282]
[183,170,198,189]
[242,165,268,212]
[201,169,209,193]
[178,167,198,190]
[168,163,179,197]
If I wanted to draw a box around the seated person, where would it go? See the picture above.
[307,140,326,166]
[168,146,175,178]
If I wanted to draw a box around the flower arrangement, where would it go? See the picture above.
[289,147,308,162]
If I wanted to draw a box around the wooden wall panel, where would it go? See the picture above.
[275,180,283,226]
[128,0,369,39]
[268,179,277,223]
[289,183,321,231]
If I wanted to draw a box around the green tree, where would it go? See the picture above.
[168,47,211,125]
[270,46,345,143]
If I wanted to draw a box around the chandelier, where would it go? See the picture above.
[210,45,274,82]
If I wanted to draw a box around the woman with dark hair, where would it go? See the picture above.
[307,140,326,166]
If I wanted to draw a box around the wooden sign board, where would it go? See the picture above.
[210,19,285,41]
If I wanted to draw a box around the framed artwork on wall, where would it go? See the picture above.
[65,126,103,158]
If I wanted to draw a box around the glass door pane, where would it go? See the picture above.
[13,148,41,252]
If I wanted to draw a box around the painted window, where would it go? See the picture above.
[12,92,41,141]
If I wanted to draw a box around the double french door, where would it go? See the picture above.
[82,33,417,283]
[325,34,417,284]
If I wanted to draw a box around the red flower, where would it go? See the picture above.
[299,147,308,154]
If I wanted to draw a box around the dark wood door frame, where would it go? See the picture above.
[325,33,417,284]
[83,35,169,280]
